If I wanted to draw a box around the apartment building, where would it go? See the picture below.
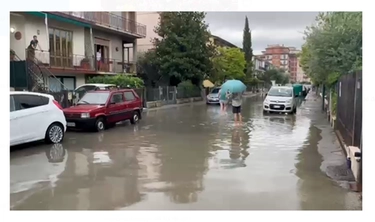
[136,12,159,52]
[261,44,305,82]
[10,11,146,91]
[253,55,274,73]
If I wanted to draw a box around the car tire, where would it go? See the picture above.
[45,123,65,144]
[293,107,297,114]
[130,111,140,125]
[95,117,106,132]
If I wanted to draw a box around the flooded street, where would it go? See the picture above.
[10,95,362,210]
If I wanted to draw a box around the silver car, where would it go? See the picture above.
[206,87,221,105]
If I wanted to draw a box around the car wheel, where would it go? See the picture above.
[45,123,64,144]
[130,111,140,124]
[95,117,105,132]
[293,107,297,114]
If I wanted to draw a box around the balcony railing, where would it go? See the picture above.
[27,49,133,73]
[59,12,146,37]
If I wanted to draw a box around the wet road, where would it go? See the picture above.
[10,95,362,210]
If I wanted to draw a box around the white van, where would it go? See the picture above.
[263,86,297,114]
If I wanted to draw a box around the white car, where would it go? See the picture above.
[10,91,67,146]
[263,86,297,114]
[74,83,116,104]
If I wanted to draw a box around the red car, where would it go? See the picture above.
[63,89,143,131]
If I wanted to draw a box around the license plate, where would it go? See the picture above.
[273,105,280,108]
[67,122,76,127]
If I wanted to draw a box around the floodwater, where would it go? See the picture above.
[10,95,362,210]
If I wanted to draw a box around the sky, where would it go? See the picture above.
[205,12,319,55]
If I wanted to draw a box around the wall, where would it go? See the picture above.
[10,13,26,59]
[20,13,85,65]
[136,12,159,52]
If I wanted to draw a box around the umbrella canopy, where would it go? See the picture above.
[202,79,215,88]
[220,80,246,96]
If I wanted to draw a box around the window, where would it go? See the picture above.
[78,92,109,105]
[13,95,49,111]
[49,77,75,92]
[110,93,124,104]
[124,91,135,101]
[10,96,15,112]
[49,28,73,68]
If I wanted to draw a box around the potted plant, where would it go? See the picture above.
[10,49,15,61]
[80,58,91,69]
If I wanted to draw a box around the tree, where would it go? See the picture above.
[136,51,164,87]
[242,16,253,77]
[300,12,362,86]
[211,47,246,83]
[258,68,288,85]
[152,12,214,86]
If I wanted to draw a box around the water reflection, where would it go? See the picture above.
[10,143,68,209]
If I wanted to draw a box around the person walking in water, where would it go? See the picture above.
[218,88,228,112]
[231,92,243,124]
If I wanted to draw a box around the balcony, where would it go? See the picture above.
[56,12,146,38]
[28,50,132,74]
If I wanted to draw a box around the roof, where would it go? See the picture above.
[211,35,238,48]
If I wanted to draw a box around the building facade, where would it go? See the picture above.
[10,11,146,91]
[136,12,160,52]
[261,44,305,82]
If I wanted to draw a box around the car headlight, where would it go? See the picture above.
[263,99,269,104]
[286,99,292,104]
[81,113,90,118]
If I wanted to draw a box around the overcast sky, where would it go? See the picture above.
[205,12,319,55]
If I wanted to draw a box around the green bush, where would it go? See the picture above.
[87,74,144,88]
[177,80,201,98]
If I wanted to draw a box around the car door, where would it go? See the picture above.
[10,94,50,145]
[10,95,23,146]
[123,91,137,119]
[107,93,126,123]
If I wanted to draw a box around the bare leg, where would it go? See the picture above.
[238,113,242,123]
[220,102,223,111]
[223,103,227,112]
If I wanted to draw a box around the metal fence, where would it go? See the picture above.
[335,71,362,148]
[145,86,202,104]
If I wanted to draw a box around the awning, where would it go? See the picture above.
[202,79,215,88]
[25,12,92,28]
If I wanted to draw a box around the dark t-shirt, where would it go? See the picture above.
[28,39,38,50]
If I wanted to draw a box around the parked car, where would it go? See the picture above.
[263,86,298,114]
[206,87,221,105]
[10,91,67,146]
[63,88,143,131]
[73,83,116,104]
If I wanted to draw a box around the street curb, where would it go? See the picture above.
[335,129,349,157]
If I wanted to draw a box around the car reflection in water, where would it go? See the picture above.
[10,144,67,209]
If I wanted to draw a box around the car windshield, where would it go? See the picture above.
[78,92,109,105]
[211,88,220,94]
[268,88,293,97]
